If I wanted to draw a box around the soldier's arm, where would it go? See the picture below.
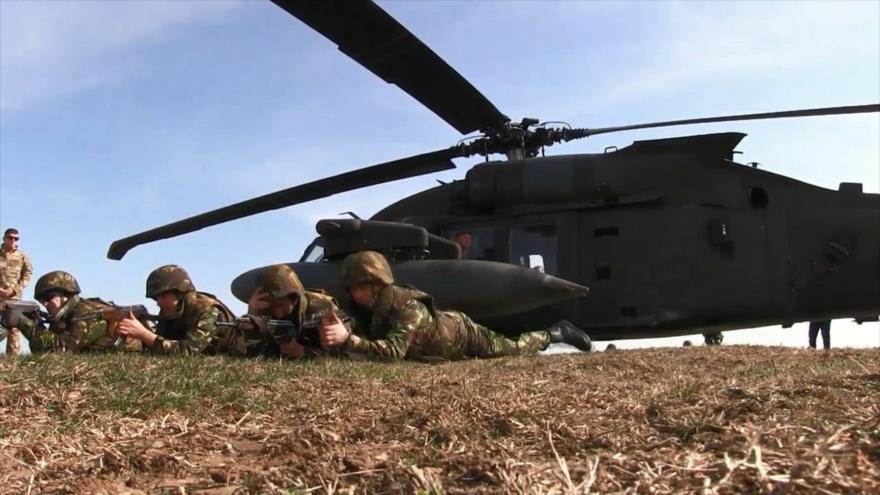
[68,319,111,351]
[17,253,33,296]
[151,306,221,355]
[15,313,56,352]
[345,299,428,360]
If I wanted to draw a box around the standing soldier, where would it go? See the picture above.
[2,270,143,353]
[319,251,592,361]
[808,320,832,349]
[116,265,235,355]
[0,228,33,357]
[228,264,347,358]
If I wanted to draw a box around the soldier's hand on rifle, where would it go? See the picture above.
[319,312,350,349]
[116,311,155,342]
[247,287,271,313]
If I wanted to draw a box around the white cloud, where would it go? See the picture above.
[0,0,243,111]
[548,1,880,119]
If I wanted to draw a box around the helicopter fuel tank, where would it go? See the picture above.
[231,259,589,320]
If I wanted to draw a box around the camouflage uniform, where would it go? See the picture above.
[0,245,33,299]
[0,244,33,356]
[17,271,142,353]
[146,265,236,355]
[341,251,550,362]
[234,264,345,358]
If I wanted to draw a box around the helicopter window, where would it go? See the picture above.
[299,237,325,263]
[749,187,769,208]
[528,254,546,273]
[448,227,495,260]
[509,224,558,275]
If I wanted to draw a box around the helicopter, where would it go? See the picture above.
[107,0,880,341]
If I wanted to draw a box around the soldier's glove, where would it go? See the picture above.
[1,309,24,328]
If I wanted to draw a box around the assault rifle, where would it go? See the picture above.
[217,309,350,347]
[70,304,160,347]
[0,299,46,341]
[71,304,160,324]
[0,299,41,314]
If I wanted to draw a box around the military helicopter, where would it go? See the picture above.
[108,0,880,341]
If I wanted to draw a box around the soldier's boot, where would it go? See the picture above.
[547,320,592,352]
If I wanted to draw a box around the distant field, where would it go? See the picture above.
[1,347,877,494]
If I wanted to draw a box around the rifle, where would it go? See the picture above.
[1,299,48,342]
[70,304,159,348]
[217,309,351,347]
[70,304,159,324]
[0,299,41,315]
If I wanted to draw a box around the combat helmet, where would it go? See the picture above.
[34,270,81,300]
[255,264,305,299]
[341,251,394,287]
[146,265,195,299]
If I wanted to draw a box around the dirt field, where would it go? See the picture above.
[1,346,878,494]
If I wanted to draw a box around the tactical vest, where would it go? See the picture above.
[355,284,438,340]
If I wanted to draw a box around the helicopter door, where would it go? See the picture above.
[507,213,577,279]
[510,224,557,274]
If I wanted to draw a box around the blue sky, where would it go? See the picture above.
[1,0,878,353]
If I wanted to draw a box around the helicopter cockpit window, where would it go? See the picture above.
[447,227,495,260]
[299,237,325,263]
[509,224,557,275]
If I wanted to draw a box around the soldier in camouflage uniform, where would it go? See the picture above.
[238,264,347,358]
[116,265,235,355]
[1,270,143,353]
[319,251,592,361]
[1,228,33,356]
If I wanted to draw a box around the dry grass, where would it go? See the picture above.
[1,346,878,494]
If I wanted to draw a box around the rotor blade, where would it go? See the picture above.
[271,0,509,134]
[572,104,880,139]
[107,148,460,260]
